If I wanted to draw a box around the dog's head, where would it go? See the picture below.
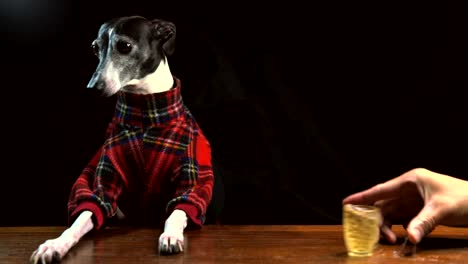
[86,16,176,96]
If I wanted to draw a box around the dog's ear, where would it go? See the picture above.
[151,19,176,56]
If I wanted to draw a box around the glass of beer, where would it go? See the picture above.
[342,204,381,257]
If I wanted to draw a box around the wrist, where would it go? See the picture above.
[165,209,188,231]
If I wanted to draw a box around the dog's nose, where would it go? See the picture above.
[86,76,107,97]
[85,85,104,97]
[87,71,104,91]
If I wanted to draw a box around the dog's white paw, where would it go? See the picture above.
[158,230,184,255]
[29,237,73,264]
[158,209,187,255]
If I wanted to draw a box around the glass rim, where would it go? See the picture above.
[344,204,380,212]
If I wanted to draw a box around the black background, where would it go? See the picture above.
[0,1,466,226]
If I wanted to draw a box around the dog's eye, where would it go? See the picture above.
[91,43,99,56]
[116,41,132,54]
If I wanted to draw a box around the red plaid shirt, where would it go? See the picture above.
[68,77,214,230]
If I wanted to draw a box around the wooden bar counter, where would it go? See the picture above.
[1,225,468,263]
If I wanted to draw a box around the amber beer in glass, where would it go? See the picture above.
[343,204,381,257]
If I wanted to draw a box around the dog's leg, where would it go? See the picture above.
[30,211,94,264]
[158,209,188,254]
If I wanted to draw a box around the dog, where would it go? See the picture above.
[30,15,214,263]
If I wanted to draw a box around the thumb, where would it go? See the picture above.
[406,205,440,244]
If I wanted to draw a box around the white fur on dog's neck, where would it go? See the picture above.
[123,57,174,94]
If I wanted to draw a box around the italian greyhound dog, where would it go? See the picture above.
[30,16,214,263]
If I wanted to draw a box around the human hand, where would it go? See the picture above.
[342,168,468,244]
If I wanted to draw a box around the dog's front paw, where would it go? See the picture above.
[29,237,72,264]
[158,231,184,255]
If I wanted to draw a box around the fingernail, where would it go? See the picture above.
[409,228,422,244]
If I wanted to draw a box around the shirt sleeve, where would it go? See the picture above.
[166,132,215,228]
[67,147,107,230]
[67,121,122,230]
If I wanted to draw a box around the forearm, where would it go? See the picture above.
[29,211,94,263]
[164,209,187,232]
[168,165,214,227]
[68,148,125,230]
[61,211,94,247]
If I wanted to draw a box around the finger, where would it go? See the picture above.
[169,243,178,254]
[169,236,178,247]
[380,224,397,244]
[343,176,408,205]
[407,204,441,244]
[159,237,169,254]
[32,252,40,264]
[167,237,172,254]
[36,245,48,256]
[42,249,57,264]
[41,253,50,264]
[169,237,182,254]
[158,235,163,252]
[44,248,59,263]
[33,245,48,264]
[43,248,56,263]
[159,243,164,254]
[29,249,38,263]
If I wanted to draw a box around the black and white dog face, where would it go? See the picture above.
[87,16,176,96]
